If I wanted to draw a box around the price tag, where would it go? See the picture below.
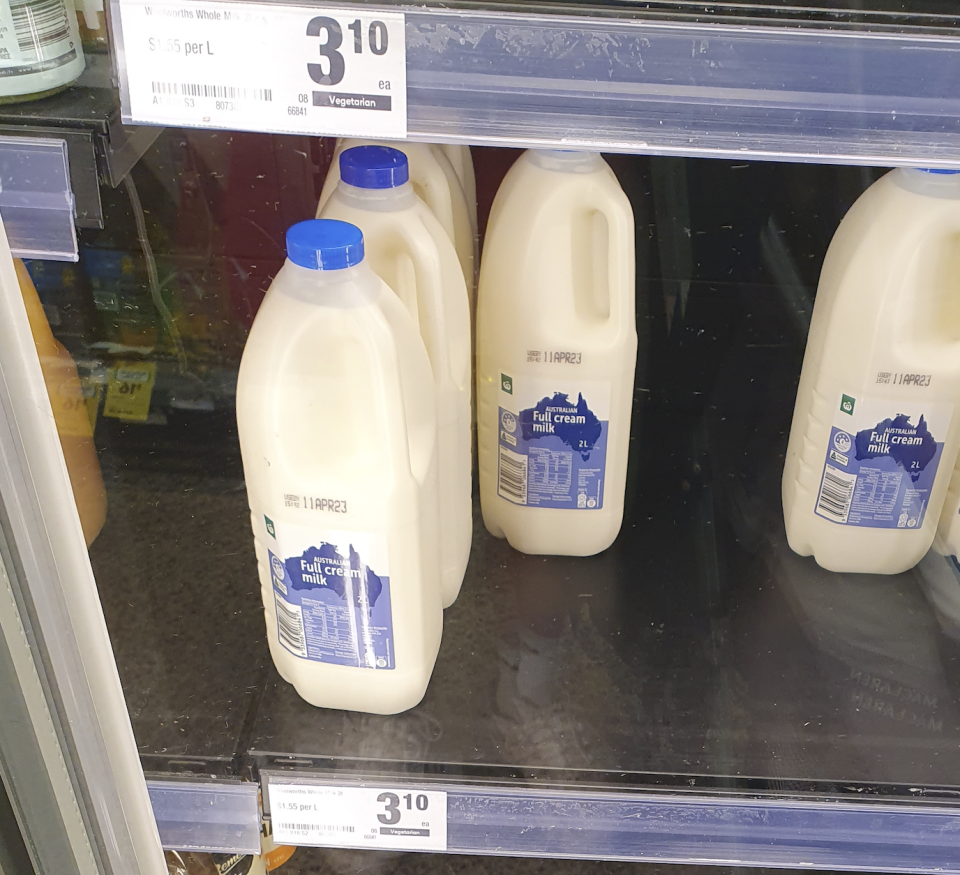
[117,0,406,138]
[103,362,156,422]
[269,784,447,851]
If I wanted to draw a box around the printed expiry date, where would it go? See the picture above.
[527,350,583,364]
[284,493,348,513]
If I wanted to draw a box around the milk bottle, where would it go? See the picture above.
[935,430,960,558]
[439,144,478,259]
[317,139,474,297]
[936,468,960,557]
[236,219,442,714]
[783,168,960,575]
[476,150,637,556]
[319,145,472,607]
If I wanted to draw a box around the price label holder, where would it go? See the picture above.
[116,0,406,138]
[268,782,447,851]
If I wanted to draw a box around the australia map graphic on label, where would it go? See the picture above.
[284,542,384,607]
[519,392,602,461]
[854,413,938,482]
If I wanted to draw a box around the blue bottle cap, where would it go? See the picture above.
[286,219,364,270]
[919,168,960,174]
[340,145,409,189]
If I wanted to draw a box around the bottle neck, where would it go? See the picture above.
[334,179,418,212]
[280,260,381,307]
[893,167,960,200]
[527,149,603,174]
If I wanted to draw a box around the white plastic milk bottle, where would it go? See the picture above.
[317,139,474,297]
[936,464,960,557]
[935,389,960,559]
[319,145,472,607]
[783,168,960,575]
[236,219,442,714]
[476,150,637,556]
[439,144,478,258]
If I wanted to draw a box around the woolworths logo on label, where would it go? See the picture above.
[265,516,276,538]
[501,374,513,394]
[841,394,856,415]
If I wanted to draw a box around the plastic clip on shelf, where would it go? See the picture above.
[0,136,77,262]
[146,780,261,855]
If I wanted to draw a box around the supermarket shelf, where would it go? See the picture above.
[85,159,960,865]
[147,779,260,853]
[2,54,161,229]
[113,0,960,165]
[258,770,960,871]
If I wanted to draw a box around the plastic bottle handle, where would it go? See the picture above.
[415,157,457,242]
[574,179,635,337]
[889,210,960,355]
[391,222,453,381]
[350,302,418,482]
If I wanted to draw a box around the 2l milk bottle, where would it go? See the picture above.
[319,146,472,607]
[439,144,478,265]
[936,461,960,557]
[477,150,637,556]
[236,219,442,714]
[783,168,960,575]
[317,139,475,298]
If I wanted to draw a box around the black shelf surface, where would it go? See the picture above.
[92,293,960,792]
[248,510,960,791]
[90,411,266,767]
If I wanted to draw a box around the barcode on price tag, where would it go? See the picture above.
[269,784,447,851]
[117,0,406,138]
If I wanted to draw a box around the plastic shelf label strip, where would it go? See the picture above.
[116,0,406,138]
[261,772,960,871]
[113,0,960,164]
[147,780,261,854]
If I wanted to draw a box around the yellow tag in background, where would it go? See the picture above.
[104,361,156,422]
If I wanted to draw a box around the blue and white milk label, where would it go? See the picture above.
[264,518,394,669]
[815,394,953,529]
[497,376,610,510]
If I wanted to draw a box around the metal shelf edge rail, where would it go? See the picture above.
[146,780,261,854]
[113,0,960,166]
[260,770,960,871]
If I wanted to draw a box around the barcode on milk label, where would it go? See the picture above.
[117,0,406,137]
[263,517,394,669]
[815,393,952,529]
[497,375,610,510]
